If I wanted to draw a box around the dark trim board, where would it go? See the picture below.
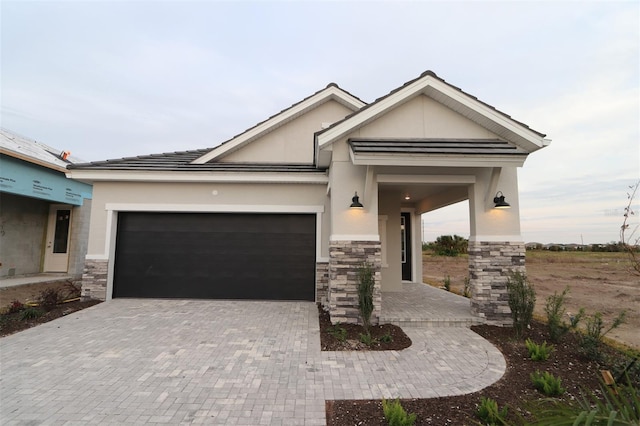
[113,212,316,301]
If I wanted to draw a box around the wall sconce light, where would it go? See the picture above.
[350,192,363,209]
[493,191,511,209]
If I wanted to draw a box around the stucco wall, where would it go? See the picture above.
[68,199,91,277]
[0,193,48,277]
[354,95,500,140]
[86,181,331,258]
[378,190,402,291]
[221,100,353,164]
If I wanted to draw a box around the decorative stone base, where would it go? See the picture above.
[80,259,108,301]
[316,262,329,306]
[468,241,525,326]
[328,240,382,325]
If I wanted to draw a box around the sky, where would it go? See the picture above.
[2,0,638,245]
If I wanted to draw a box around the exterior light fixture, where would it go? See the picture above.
[493,191,511,209]
[404,194,411,200]
[350,192,363,209]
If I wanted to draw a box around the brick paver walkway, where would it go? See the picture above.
[0,299,505,425]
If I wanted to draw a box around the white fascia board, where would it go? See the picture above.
[192,87,365,165]
[377,174,476,184]
[66,169,329,184]
[105,203,324,213]
[317,75,546,151]
[351,154,527,168]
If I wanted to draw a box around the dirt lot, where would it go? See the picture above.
[423,250,640,350]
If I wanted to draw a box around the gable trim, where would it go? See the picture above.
[191,85,365,165]
[316,73,548,156]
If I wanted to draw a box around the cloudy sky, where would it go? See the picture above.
[2,1,638,244]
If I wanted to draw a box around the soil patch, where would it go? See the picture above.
[326,320,639,425]
[423,251,640,350]
[318,304,412,351]
[0,299,102,337]
[0,280,78,306]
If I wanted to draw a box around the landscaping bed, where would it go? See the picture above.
[325,320,639,425]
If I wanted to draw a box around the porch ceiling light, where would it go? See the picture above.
[493,191,511,209]
[350,192,363,209]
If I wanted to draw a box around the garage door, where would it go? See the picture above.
[113,212,316,301]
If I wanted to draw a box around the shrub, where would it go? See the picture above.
[580,310,627,361]
[443,275,451,292]
[433,235,468,256]
[463,276,471,298]
[7,300,25,314]
[357,262,375,333]
[38,288,62,311]
[529,381,640,424]
[329,326,347,342]
[359,332,375,346]
[382,398,417,426]
[380,332,393,343]
[21,306,44,320]
[507,271,536,337]
[476,396,508,425]
[531,371,565,397]
[525,339,554,361]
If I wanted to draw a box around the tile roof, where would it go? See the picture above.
[68,147,324,172]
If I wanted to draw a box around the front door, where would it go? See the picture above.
[43,205,72,272]
[401,212,412,281]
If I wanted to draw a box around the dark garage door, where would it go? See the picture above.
[113,212,316,301]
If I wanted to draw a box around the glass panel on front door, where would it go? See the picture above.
[401,216,406,263]
[53,210,71,253]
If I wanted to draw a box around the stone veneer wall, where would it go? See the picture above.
[468,241,525,326]
[328,241,382,325]
[316,262,329,306]
[80,259,109,301]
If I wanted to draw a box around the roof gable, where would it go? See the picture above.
[191,84,365,164]
[315,71,548,163]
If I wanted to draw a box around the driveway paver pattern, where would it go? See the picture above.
[0,299,505,425]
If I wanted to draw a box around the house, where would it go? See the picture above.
[0,129,93,279]
[67,71,549,326]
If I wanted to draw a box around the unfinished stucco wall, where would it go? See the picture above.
[0,193,48,277]
[67,199,91,279]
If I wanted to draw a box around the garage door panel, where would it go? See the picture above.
[113,212,315,301]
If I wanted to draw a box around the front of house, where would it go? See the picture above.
[68,71,549,326]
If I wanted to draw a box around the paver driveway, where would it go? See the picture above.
[0,299,505,425]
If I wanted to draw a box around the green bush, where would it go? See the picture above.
[531,371,565,397]
[580,310,627,361]
[357,262,375,333]
[328,326,347,342]
[359,332,375,346]
[382,398,417,426]
[525,339,554,361]
[380,332,393,343]
[443,275,451,292]
[21,306,44,320]
[476,396,508,425]
[529,381,639,425]
[507,271,536,337]
[432,235,468,256]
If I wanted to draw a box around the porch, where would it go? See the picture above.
[381,282,484,328]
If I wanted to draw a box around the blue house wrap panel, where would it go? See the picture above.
[0,156,92,205]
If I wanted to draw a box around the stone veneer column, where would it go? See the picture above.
[80,259,109,301]
[468,241,525,326]
[328,241,382,325]
[316,262,329,306]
